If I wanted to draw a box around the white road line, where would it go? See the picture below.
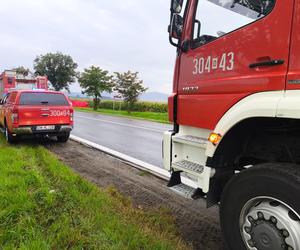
[75,115,165,133]
[70,135,198,188]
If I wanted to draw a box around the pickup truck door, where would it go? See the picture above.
[177,0,294,130]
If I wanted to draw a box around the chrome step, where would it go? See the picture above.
[172,135,207,148]
[172,160,204,175]
[169,183,200,199]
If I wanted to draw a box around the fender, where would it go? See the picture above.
[277,90,300,119]
[206,91,285,158]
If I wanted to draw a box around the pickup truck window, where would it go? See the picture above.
[19,93,69,106]
[2,93,10,104]
[192,0,275,47]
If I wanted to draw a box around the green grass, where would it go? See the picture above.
[75,107,170,124]
[0,137,188,249]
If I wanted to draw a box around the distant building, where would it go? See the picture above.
[0,70,48,96]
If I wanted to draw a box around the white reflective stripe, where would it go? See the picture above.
[277,90,300,119]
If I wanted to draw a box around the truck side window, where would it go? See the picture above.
[7,92,17,104]
[191,0,275,48]
[7,77,13,84]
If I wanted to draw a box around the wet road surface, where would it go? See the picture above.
[72,111,172,167]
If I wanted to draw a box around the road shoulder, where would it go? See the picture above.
[47,140,224,250]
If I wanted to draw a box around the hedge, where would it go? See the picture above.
[88,100,168,113]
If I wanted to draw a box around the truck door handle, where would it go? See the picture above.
[249,59,284,68]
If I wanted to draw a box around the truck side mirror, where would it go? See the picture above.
[171,0,183,13]
[169,13,183,47]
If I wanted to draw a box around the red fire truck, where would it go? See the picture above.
[165,0,300,249]
[0,70,48,96]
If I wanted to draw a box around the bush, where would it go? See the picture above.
[88,100,168,113]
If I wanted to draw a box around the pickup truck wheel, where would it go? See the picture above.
[5,126,16,144]
[220,163,300,250]
[57,133,70,143]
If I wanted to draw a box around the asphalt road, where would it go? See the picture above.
[72,111,172,167]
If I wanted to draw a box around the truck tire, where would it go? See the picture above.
[5,126,16,144]
[220,163,300,250]
[57,132,70,143]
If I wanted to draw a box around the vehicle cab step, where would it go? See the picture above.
[172,160,204,175]
[172,135,207,148]
[169,183,202,199]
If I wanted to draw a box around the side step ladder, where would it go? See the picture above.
[167,134,211,199]
[173,160,204,175]
[168,170,205,200]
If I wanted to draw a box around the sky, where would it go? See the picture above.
[0,0,176,94]
[0,0,256,94]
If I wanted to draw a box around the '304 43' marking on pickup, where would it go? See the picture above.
[192,52,234,75]
[50,110,71,117]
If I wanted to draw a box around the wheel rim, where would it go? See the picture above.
[240,196,300,250]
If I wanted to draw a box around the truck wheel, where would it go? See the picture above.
[220,163,300,250]
[57,132,70,143]
[5,126,16,144]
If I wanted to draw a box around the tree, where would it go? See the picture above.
[114,71,148,113]
[13,66,30,76]
[78,66,114,110]
[34,52,78,91]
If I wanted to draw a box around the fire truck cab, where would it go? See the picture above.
[0,70,48,97]
[165,0,300,249]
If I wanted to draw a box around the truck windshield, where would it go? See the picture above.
[19,93,69,106]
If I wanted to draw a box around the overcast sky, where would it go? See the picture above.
[0,0,176,94]
[0,0,256,94]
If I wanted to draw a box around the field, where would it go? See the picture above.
[71,98,170,124]
[0,137,188,249]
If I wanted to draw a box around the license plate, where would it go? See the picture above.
[36,125,55,131]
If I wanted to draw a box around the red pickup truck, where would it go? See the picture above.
[0,90,73,143]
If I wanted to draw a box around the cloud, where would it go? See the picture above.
[0,0,175,94]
